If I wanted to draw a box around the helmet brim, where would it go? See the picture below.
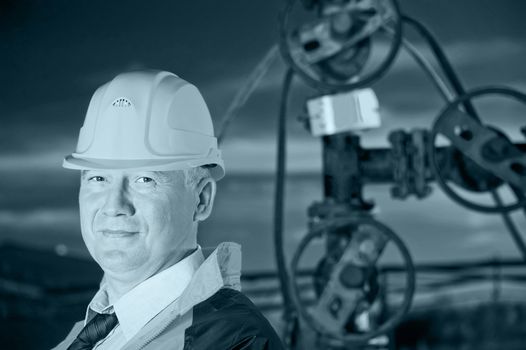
[63,155,225,181]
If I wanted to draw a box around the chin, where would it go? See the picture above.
[97,249,145,275]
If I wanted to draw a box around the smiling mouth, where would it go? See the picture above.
[99,230,139,237]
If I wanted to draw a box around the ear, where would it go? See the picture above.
[193,177,217,222]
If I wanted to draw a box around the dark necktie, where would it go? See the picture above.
[67,313,119,350]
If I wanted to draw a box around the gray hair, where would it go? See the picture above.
[183,166,212,189]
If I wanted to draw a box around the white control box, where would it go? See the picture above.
[306,88,381,136]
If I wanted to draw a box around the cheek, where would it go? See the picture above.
[79,195,94,231]
[78,195,99,258]
[132,194,169,236]
[142,196,194,243]
[146,202,179,234]
[78,191,103,239]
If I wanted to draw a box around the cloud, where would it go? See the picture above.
[462,229,501,248]
[221,135,322,174]
[391,38,526,72]
[0,147,71,171]
[0,208,78,229]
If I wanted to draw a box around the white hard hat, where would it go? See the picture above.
[63,70,225,180]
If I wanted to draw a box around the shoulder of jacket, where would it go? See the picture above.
[194,288,264,321]
[184,288,284,349]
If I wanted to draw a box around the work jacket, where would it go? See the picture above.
[52,243,284,349]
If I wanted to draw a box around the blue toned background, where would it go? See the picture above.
[2,1,526,348]
[1,0,526,270]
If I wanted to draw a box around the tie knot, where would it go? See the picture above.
[67,313,119,350]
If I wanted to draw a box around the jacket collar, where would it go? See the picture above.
[123,242,242,350]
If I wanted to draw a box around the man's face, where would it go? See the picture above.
[79,170,197,281]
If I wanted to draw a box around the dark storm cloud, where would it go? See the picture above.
[2,0,525,136]
[0,0,280,114]
[2,0,525,116]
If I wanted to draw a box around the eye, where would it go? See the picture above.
[136,176,154,184]
[88,176,105,182]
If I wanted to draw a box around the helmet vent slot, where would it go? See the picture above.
[112,97,132,107]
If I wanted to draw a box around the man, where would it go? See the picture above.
[53,70,284,349]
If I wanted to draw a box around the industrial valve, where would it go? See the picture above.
[289,215,415,345]
[279,0,402,92]
[428,87,526,213]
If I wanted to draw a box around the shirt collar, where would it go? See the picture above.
[86,246,204,341]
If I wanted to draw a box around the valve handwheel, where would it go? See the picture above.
[289,216,415,344]
[428,86,526,214]
[279,0,403,92]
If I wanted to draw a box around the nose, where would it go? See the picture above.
[101,182,135,217]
